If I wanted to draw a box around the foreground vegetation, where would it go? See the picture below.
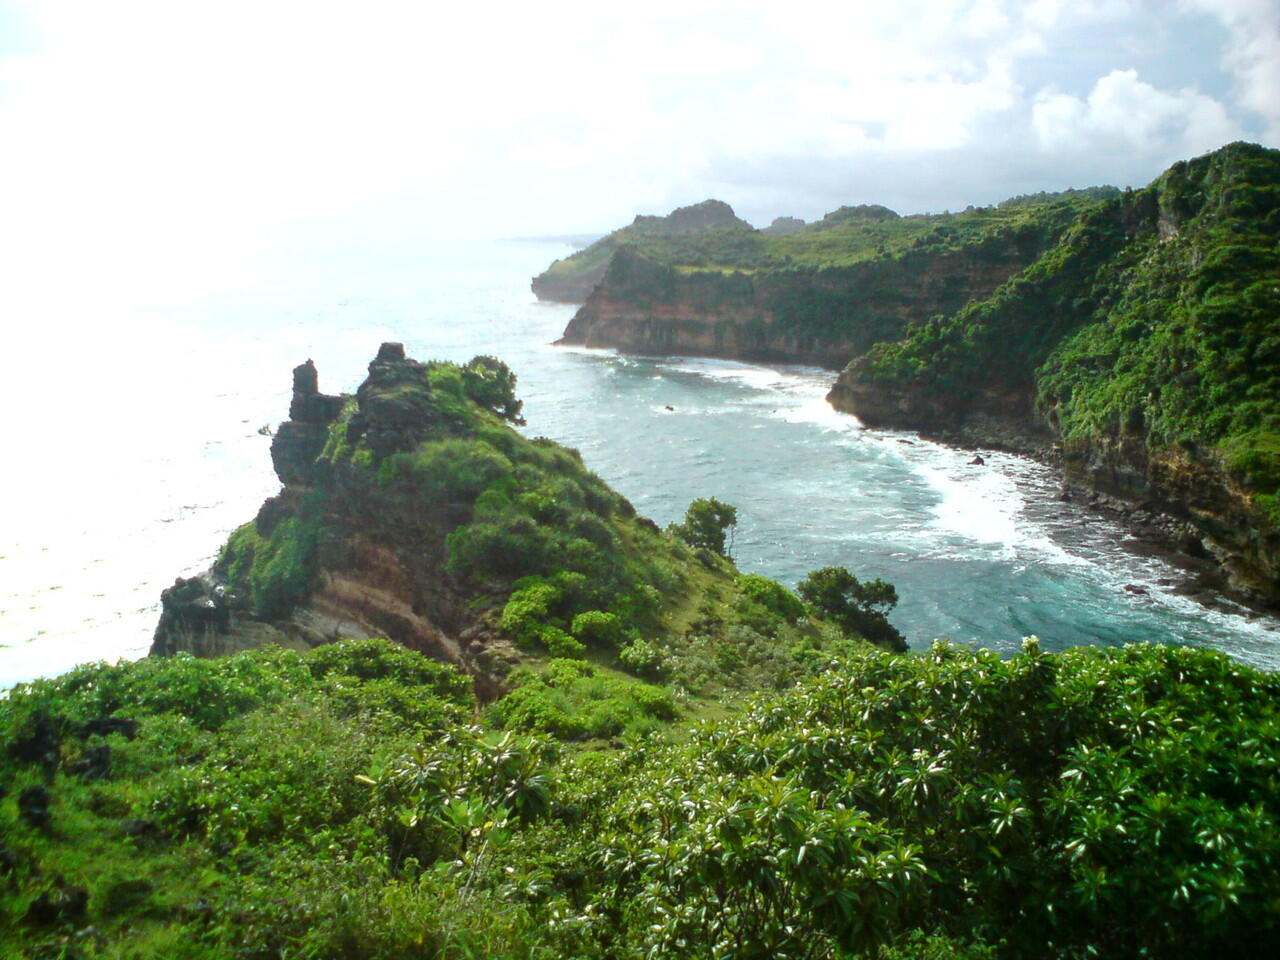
[3,637,1278,957]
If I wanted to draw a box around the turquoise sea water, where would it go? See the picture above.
[2,236,1276,687]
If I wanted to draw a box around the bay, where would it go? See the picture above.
[2,235,1276,689]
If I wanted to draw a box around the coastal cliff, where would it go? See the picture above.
[830,142,1280,603]
[152,344,518,694]
[541,143,1280,603]
[151,344,898,697]
[556,212,1071,368]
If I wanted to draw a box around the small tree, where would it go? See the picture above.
[797,566,906,651]
[673,497,738,557]
[461,355,525,425]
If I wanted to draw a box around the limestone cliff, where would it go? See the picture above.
[151,344,874,695]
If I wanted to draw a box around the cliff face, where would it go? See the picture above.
[829,142,1280,603]
[557,234,1052,369]
[152,343,507,690]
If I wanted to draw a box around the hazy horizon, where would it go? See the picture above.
[1,1,1278,320]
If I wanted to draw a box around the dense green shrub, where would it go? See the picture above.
[798,566,906,651]
[737,573,806,623]
[570,610,625,649]
[488,660,676,739]
[4,639,1279,958]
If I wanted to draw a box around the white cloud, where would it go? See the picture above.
[1032,68,1238,157]
[1184,0,1280,140]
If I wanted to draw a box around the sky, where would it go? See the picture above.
[1,0,1278,312]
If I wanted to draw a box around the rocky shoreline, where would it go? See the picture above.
[883,414,1274,620]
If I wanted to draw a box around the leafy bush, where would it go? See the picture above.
[488,660,676,740]
[737,573,806,623]
[570,610,626,649]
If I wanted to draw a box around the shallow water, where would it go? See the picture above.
[2,236,1276,688]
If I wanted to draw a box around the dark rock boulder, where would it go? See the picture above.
[347,342,438,458]
[151,575,230,657]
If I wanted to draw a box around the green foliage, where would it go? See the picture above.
[498,579,563,648]
[843,142,1280,516]
[5,638,1279,958]
[217,502,325,620]
[737,573,806,623]
[460,355,525,425]
[390,437,514,505]
[488,660,676,740]
[798,566,906,651]
[570,609,626,649]
[671,496,738,556]
[576,640,1280,959]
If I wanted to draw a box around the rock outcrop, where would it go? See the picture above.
[151,344,516,696]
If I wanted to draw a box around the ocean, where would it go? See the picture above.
[2,235,1276,688]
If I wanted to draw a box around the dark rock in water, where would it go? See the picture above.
[25,878,88,925]
[152,575,230,657]
[1124,583,1149,595]
[969,455,985,466]
[19,785,52,829]
[67,744,111,781]
[79,717,139,741]
[10,709,62,772]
